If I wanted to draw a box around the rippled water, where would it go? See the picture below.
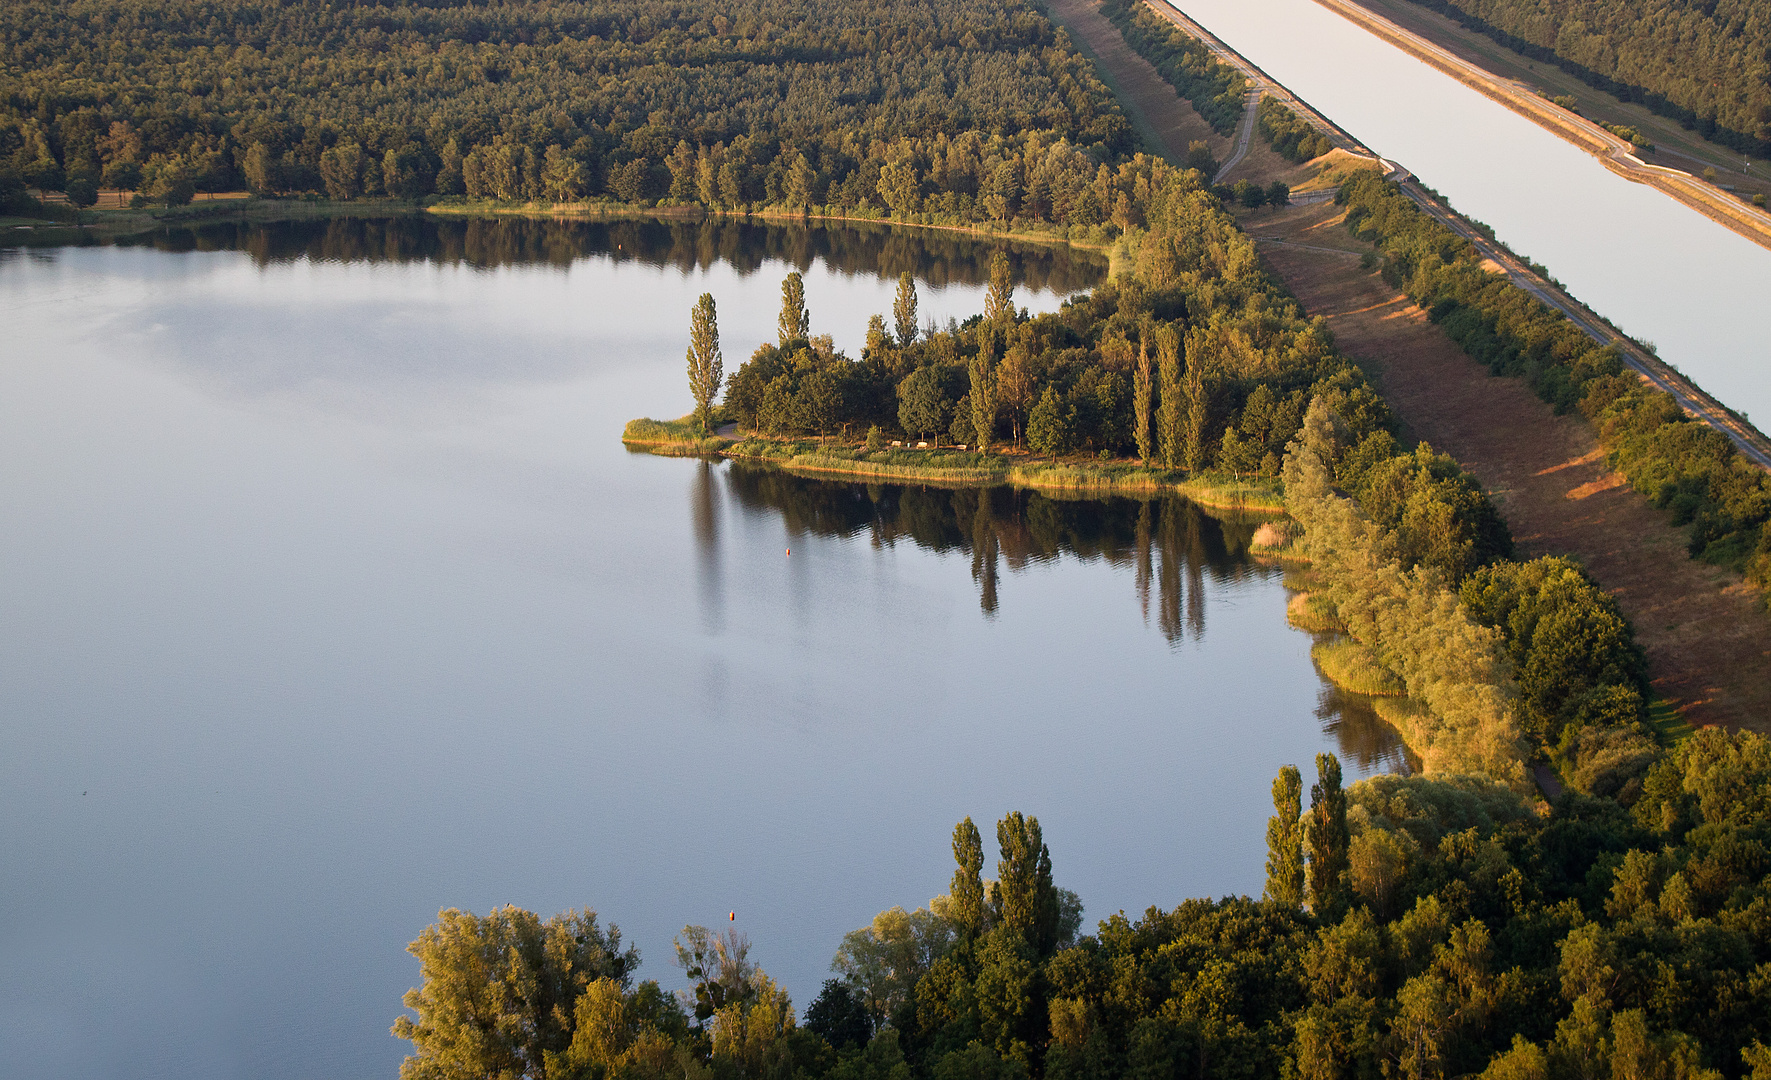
[0,218,1401,1080]
[1169,0,1771,427]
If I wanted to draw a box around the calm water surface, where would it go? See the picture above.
[1,219,1400,1080]
[1170,0,1771,427]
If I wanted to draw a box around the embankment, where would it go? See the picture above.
[1311,0,1771,252]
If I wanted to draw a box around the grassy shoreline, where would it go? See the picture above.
[621,417,1286,514]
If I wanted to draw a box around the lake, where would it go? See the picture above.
[0,217,1401,1080]
[1167,0,1771,428]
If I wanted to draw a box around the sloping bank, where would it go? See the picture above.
[1279,395,1661,799]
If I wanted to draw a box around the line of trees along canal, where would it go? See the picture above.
[1331,170,1771,600]
[396,730,1771,1079]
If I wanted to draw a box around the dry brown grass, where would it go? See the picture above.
[1256,202,1771,730]
[1044,0,1228,165]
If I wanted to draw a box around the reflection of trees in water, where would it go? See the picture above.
[692,462,724,635]
[722,464,1255,645]
[1313,684,1417,777]
[114,215,1107,295]
[718,464,1408,772]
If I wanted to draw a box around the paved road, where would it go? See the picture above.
[1314,0,1771,250]
[1150,0,1374,157]
[1213,91,1261,184]
[1393,178,1771,470]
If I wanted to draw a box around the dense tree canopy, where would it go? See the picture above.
[400,737,1771,1079]
[1401,0,1771,158]
[0,0,1136,211]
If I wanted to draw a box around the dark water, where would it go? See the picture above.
[0,218,1400,1080]
[22,213,1108,296]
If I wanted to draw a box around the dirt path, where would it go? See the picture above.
[1045,0,1227,164]
[1252,203,1771,729]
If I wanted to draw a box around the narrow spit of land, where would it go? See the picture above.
[1064,0,1771,727]
[1309,0,1771,252]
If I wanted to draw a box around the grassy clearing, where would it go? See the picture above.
[1286,591,1345,633]
[1312,638,1406,697]
[622,415,733,455]
[1372,696,1437,751]
[1648,696,1696,746]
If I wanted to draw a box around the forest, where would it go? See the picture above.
[396,730,1771,1080]
[0,0,1137,220]
[1395,0,1771,158]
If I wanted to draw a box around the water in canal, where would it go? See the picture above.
[1169,0,1771,427]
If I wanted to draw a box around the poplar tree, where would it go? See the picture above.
[686,292,723,435]
[893,271,919,346]
[1155,325,1183,468]
[1183,336,1209,474]
[983,251,1014,324]
[996,812,1059,955]
[1307,753,1349,917]
[1133,332,1154,464]
[949,817,987,940]
[778,271,809,345]
[1264,765,1305,910]
[970,325,996,454]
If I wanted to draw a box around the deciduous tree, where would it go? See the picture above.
[687,292,724,434]
[780,271,810,345]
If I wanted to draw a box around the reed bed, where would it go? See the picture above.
[1312,638,1406,697]
[1286,591,1345,633]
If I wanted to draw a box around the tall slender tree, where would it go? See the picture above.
[1155,324,1183,468]
[778,271,809,345]
[1133,331,1154,465]
[949,817,987,940]
[1307,753,1349,918]
[893,271,919,347]
[1264,765,1305,909]
[998,328,1034,447]
[1182,333,1209,474]
[996,812,1059,955]
[983,251,1014,324]
[687,292,723,435]
[971,325,996,454]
